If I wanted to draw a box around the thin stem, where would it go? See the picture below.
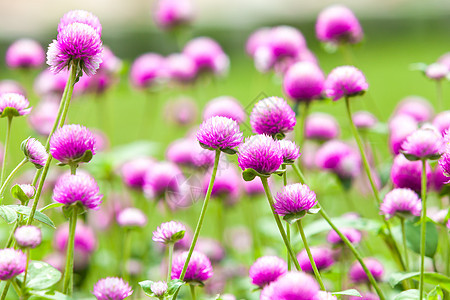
[10,280,21,297]
[419,159,428,300]
[260,177,302,271]
[296,101,310,148]
[167,243,174,282]
[0,116,13,187]
[0,158,27,200]
[189,285,196,300]
[57,63,78,128]
[5,220,19,248]
[62,206,78,296]
[26,157,52,226]
[400,218,409,271]
[70,164,77,175]
[282,165,291,270]
[22,249,30,290]
[436,80,443,112]
[292,163,307,184]
[297,219,326,291]
[0,281,10,300]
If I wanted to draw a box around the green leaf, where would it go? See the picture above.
[16,261,61,290]
[1,107,20,118]
[428,285,443,300]
[220,148,237,155]
[8,205,55,228]
[389,272,450,292]
[283,211,307,224]
[11,184,31,203]
[273,169,286,177]
[405,219,438,258]
[331,289,361,297]
[393,289,420,300]
[0,205,18,224]
[139,280,154,296]
[171,230,185,242]
[80,149,93,163]
[39,203,64,212]
[167,279,185,295]
[273,132,285,140]
[242,168,258,182]
[29,290,70,300]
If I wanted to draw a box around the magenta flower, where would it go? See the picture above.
[196,116,243,152]
[52,173,103,210]
[432,111,450,135]
[283,61,325,102]
[0,93,31,117]
[50,124,96,165]
[117,208,147,228]
[165,53,197,83]
[380,188,422,219]
[120,157,155,189]
[152,221,186,244]
[273,183,317,217]
[391,154,431,193]
[0,248,27,280]
[183,37,229,75]
[14,226,42,249]
[260,272,320,300]
[143,162,184,199]
[23,137,48,168]
[389,114,418,155]
[327,227,362,245]
[325,66,368,101]
[315,140,361,179]
[426,63,448,80]
[58,10,102,35]
[268,26,306,59]
[166,138,214,168]
[203,165,240,204]
[395,96,433,123]
[401,127,443,160]
[203,96,246,123]
[246,27,271,57]
[297,247,334,272]
[278,140,300,163]
[353,111,377,129]
[305,113,340,141]
[130,53,165,88]
[154,0,194,29]
[249,256,287,287]
[28,100,59,136]
[164,96,198,126]
[6,39,45,69]
[349,258,384,283]
[47,22,103,76]
[54,221,97,254]
[238,134,283,175]
[171,250,213,282]
[151,281,168,297]
[0,80,26,96]
[93,277,133,300]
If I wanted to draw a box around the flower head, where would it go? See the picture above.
[143,162,184,199]
[154,0,194,29]
[401,127,443,160]
[260,271,320,300]
[426,63,448,80]
[297,247,334,272]
[250,97,296,136]
[283,61,325,102]
[18,184,36,199]
[130,53,165,88]
[353,111,377,129]
[152,221,186,244]
[0,80,26,96]
[6,39,45,69]
[0,93,31,117]
[23,137,48,168]
[389,114,418,155]
[195,238,225,263]
[117,208,147,228]
[349,258,384,283]
[432,111,450,135]
[120,157,155,189]
[203,96,246,123]
[380,188,422,219]
[273,183,317,217]
[238,134,283,175]
[165,53,197,83]
[171,250,213,282]
[196,116,243,152]
[14,226,42,249]
[151,281,168,297]
[0,248,27,280]
[315,140,361,179]
[166,138,214,168]
[278,140,300,163]
[93,277,133,300]
[391,154,431,193]
[58,10,102,35]
[325,66,368,101]
[249,256,287,287]
[203,165,240,204]
[395,96,433,123]
[52,173,103,210]
[305,113,340,141]
[268,26,306,59]
[327,227,362,245]
[183,37,229,75]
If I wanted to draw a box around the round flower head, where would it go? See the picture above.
[130,53,165,88]
[143,162,184,199]
[120,157,155,189]
[6,39,45,69]
[152,221,186,244]
[93,277,133,300]
[426,63,448,80]
[47,22,103,76]
[238,134,283,175]
[0,93,31,117]
[0,80,26,96]
[380,188,422,219]
[18,184,36,199]
[52,173,103,210]
[203,165,240,204]
[316,5,363,45]
[278,140,300,163]
[166,138,214,168]
[171,250,213,282]
[151,281,168,298]
[273,183,317,217]
[432,111,450,135]
[391,154,431,193]
[154,0,194,29]
[260,271,320,300]
[395,96,434,122]
[0,248,27,280]
[432,163,448,192]
[196,116,243,152]
[246,27,271,57]
[349,258,384,283]
[249,256,287,287]
[183,37,229,75]
[327,227,362,245]
[203,96,246,123]
[14,226,42,249]
[401,126,443,160]
[165,53,197,83]
[23,138,48,168]
[117,207,147,228]
[250,96,296,136]
[353,111,377,129]
[315,140,361,179]
[55,221,97,254]
[268,26,306,59]
[389,114,418,155]
[58,10,102,35]
[283,61,325,102]
[305,113,340,141]
[50,124,96,165]
[297,247,334,272]
[325,66,368,101]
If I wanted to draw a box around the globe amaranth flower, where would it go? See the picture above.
[278,140,300,163]
[143,161,185,199]
[47,22,103,76]
[380,188,422,219]
[389,114,418,155]
[14,226,42,249]
[54,221,97,254]
[238,134,283,175]
[28,99,58,136]
[150,281,168,298]
[0,248,27,280]
[305,113,340,141]
[171,250,213,282]
[58,10,102,35]
[93,277,133,300]
[327,227,362,245]
[6,39,45,69]
[203,96,246,123]
[325,66,368,101]
[349,258,384,283]
[391,154,431,193]
[196,116,243,152]
[22,137,48,168]
[152,221,186,244]
[50,124,96,165]
[316,5,363,45]
[268,26,307,59]
[283,61,325,102]
[18,184,36,199]
[165,53,198,83]
[195,238,226,264]
[315,140,361,179]
[426,63,448,80]
[250,96,296,137]
[432,111,450,135]
[0,92,31,117]
[120,157,155,189]
[117,207,147,228]
[246,27,271,57]
[297,247,334,272]
[203,165,241,205]
[401,127,444,160]
[154,0,194,29]
[52,173,103,210]
[183,37,229,75]
[395,96,434,123]
[273,183,317,217]
[260,271,320,300]
[130,53,165,88]
[353,111,377,129]
[0,80,26,96]
[249,256,287,287]
[166,138,214,168]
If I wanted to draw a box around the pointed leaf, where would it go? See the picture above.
[283,210,307,225]
[16,261,61,290]
[11,184,31,203]
[405,219,438,258]
[307,207,321,215]
[331,289,361,297]
[393,289,420,300]
[242,168,258,182]
[39,203,64,212]
[29,290,70,300]
[221,148,237,155]
[80,149,93,163]
[0,205,18,224]
[139,280,155,296]
[428,286,443,300]
[389,272,450,292]
[8,205,55,228]
[167,279,185,295]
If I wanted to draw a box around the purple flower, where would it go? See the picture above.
[195,238,226,264]
[152,221,186,244]
[93,277,133,300]
[18,184,36,199]
[0,80,26,96]
[249,256,287,287]
[166,138,214,168]
[14,226,42,249]
[164,96,198,126]
[401,127,443,160]
[238,134,283,175]
[297,247,334,272]
[130,53,165,88]
[246,27,271,57]
[316,5,363,45]
[395,96,433,123]
[165,53,197,83]
[50,124,96,165]
[23,138,48,168]
[426,63,448,80]
[0,248,27,280]
[278,140,300,163]
[349,258,384,283]
[58,10,102,35]
[183,37,229,75]
[380,188,422,219]
[268,26,306,59]
[391,154,431,193]
[28,99,59,136]
[52,173,103,210]
[151,281,168,297]
[196,116,243,152]
[327,227,362,245]
[6,39,45,69]
[283,61,325,102]
[353,111,377,129]
[260,271,320,300]
[203,96,246,123]
[143,162,185,199]
[273,183,317,217]
[431,163,449,192]
[325,66,368,101]
[250,96,296,136]
[154,0,194,29]
[47,22,103,76]
[0,93,31,117]
[203,165,240,204]
[432,111,450,135]
[117,208,147,228]
[389,115,418,155]
[120,157,155,189]
[54,221,97,254]
[171,250,213,282]
[315,140,361,179]
[305,113,340,141]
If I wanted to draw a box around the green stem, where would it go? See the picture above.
[57,63,78,128]
[296,101,310,147]
[419,159,428,300]
[0,158,27,200]
[282,165,291,270]
[62,206,78,296]
[189,285,196,300]
[0,116,13,188]
[297,219,326,291]
[0,281,10,300]
[70,164,77,175]
[260,177,302,271]
[22,249,30,291]
[10,280,21,297]
[436,80,443,112]
[167,243,174,283]
[26,157,52,226]
[122,229,132,281]
[5,219,19,248]
[400,218,409,271]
